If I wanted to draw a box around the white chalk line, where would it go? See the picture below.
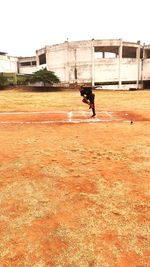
[0,110,127,124]
[0,111,67,115]
[68,111,73,122]
[102,111,113,118]
[0,119,128,124]
[0,111,114,115]
[0,119,113,124]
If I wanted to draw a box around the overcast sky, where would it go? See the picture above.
[1,0,150,56]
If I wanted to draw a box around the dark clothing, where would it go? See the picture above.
[80,86,96,116]
[80,86,93,97]
[86,92,95,104]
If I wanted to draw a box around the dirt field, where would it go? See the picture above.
[0,88,150,267]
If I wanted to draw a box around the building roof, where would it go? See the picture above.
[0,52,7,55]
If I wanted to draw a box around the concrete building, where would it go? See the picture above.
[0,52,18,73]
[18,56,37,74]
[1,39,150,89]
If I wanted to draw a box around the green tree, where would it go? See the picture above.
[0,73,8,87]
[30,68,60,87]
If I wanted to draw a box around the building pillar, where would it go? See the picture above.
[74,48,77,84]
[65,41,70,84]
[136,41,141,89]
[141,43,145,89]
[118,39,122,89]
[36,50,40,69]
[91,41,95,86]
[45,47,48,69]
[17,61,20,74]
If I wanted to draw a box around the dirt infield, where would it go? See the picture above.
[0,89,150,267]
[0,110,149,124]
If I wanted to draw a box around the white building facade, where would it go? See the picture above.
[1,39,150,89]
[0,52,18,73]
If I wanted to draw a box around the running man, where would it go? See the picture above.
[80,85,96,117]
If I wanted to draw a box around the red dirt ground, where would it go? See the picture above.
[0,90,150,267]
[0,110,149,124]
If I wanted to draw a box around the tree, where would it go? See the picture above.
[30,68,60,87]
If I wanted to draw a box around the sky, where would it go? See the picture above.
[1,0,150,57]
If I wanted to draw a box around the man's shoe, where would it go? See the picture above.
[91,114,96,117]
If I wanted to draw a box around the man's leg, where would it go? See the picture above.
[90,94,96,117]
[82,96,90,105]
[91,104,96,117]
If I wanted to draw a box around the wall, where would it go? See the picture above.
[69,45,93,83]
[94,58,119,82]
[0,55,18,73]
[45,40,143,86]
[19,66,37,74]
[143,59,150,80]
[46,44,66,82]
[46,41,93,84]
[1,40,150,89]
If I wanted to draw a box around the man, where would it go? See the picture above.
[80,85,96,117]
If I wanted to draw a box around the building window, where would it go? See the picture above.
[39,54,46,65]
[32,61,36,66]
[20,62,31,66]
[145,50,150,58]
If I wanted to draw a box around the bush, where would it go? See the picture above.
[0,73,8,87]
[17,75,31,85]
